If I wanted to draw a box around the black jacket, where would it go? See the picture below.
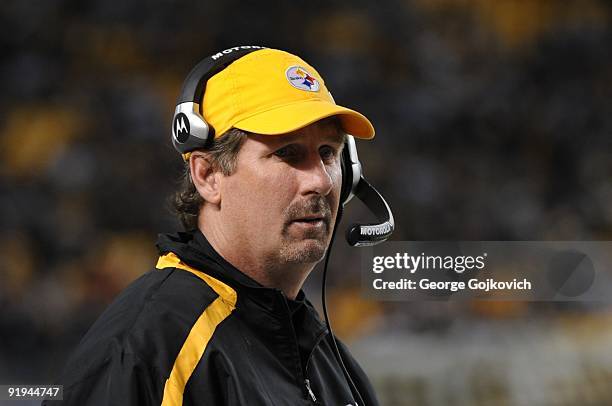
[44,230,379,405]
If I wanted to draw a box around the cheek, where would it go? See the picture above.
[335,164,343,185]
[222,167,296,225]
[330,164,343,200]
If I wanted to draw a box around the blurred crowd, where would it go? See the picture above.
[1,0,611,402]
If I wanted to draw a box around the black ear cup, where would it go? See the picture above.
[171,104,215,153]
[340,144,353,205]
[173,113,191,143]
[340,135,363,206]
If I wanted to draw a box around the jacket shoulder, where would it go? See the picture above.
[57,262,222,394]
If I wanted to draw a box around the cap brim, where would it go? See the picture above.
[232,99,375,139]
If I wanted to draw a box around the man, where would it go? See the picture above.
[46,47,380,405]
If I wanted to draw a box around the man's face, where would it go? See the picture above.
[219,120,344,268]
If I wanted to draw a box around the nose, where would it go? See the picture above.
[299,154,334,197]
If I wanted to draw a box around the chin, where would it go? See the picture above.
[279,239,328,265]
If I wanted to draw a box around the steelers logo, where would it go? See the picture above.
[285,66,320,92]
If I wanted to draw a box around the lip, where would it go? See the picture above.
[290,219,326,231]
[291,214,328,225]
[290,216,328,230]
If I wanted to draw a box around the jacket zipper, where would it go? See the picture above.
[304,331,360,406]
[278,291,324,405]
[304,379,317,403]
[303,330,328,405]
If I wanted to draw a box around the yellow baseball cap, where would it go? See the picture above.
[201,48,375,141]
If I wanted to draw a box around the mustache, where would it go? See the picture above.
[284,196,332,225]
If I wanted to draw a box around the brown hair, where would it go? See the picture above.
[172,128,249,230]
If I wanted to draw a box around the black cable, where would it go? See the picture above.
[321,204,366,406]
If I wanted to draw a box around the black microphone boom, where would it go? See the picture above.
[345,176,395,246]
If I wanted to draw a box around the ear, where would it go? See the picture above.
[189,152,222,205]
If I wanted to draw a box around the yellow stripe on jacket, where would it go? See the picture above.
[156,252,237,406]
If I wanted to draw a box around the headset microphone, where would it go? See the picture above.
[345,177,394,246]
[340,134,394,247]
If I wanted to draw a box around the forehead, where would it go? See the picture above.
[249,118,345,146]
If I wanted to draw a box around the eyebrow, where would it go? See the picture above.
[323,131,347,145]
[317,120,346,144]
[268,129,346,147]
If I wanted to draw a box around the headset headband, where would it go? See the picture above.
[177,46,265,104]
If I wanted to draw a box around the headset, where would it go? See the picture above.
[172,46,394,405]
[171,46,394,246]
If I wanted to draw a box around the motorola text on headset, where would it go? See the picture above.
[171,45,394,405]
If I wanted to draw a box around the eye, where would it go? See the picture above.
[273,145,297,159]
[319,145,338,162]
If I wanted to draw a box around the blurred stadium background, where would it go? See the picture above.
[1,0,611,405]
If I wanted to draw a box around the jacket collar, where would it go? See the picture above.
[156,230,327,337]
